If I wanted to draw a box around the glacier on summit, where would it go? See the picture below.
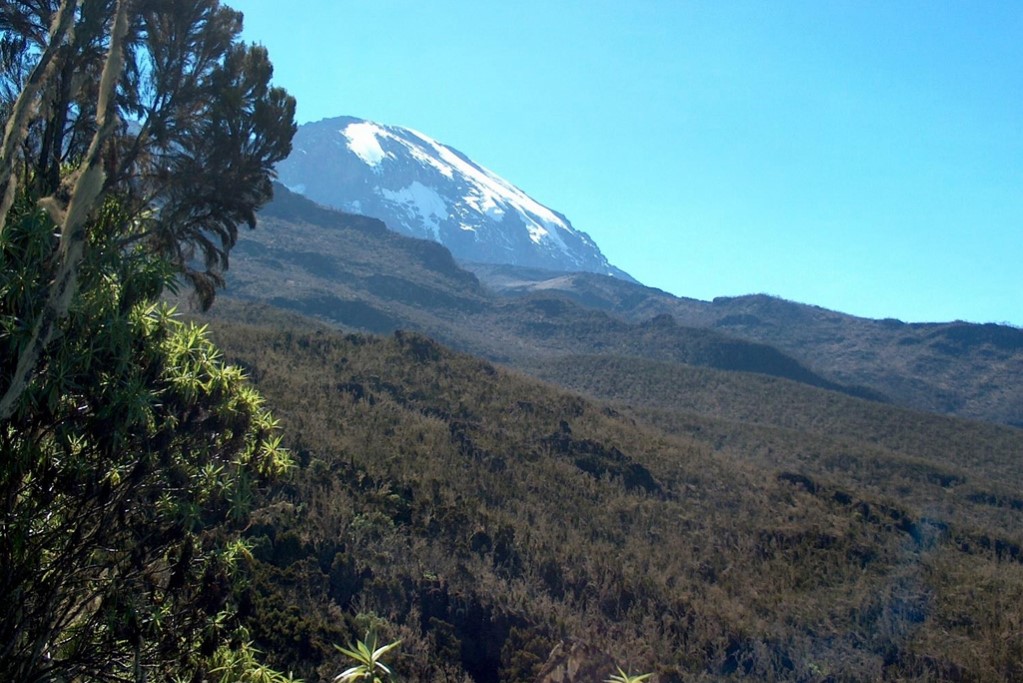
[275,115,632,280]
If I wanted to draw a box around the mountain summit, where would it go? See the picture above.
[276,116,633,280]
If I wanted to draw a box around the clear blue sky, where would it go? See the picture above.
[229,0,1022,325]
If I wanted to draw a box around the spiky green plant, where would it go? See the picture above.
[208,640,303,683]
[333,632,401,682]
[606,666,654,683]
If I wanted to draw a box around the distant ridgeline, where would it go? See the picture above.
[228,184,1023,427]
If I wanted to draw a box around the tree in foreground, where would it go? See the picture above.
[0,0,296,679]
[0,0,296,418]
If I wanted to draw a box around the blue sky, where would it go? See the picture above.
[229,0,1022,325]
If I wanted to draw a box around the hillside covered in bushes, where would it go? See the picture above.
[201,303,1023,681]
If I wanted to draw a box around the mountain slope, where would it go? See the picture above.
[197,306,1023,681]
[276,116,631,279]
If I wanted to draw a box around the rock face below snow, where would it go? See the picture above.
[276,116,633,280]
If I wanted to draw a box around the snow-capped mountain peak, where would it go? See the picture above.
[276,116,632,280]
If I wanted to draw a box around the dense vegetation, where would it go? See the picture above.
[0,197,294,680]
[0,1,296,679]
[202,303,1023,681]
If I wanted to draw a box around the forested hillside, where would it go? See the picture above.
[202,303,1023,682]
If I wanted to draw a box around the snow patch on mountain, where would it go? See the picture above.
[407,128,568,250]
[337,120,571,250]
[380,181,448,241]
[342,121,390,168]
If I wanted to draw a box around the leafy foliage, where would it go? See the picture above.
[0,195,292,680]
[208,640,304,683]
[1,0,296,307]
[0,0,296,429]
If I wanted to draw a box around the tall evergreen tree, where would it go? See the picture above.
[0,0,296,418]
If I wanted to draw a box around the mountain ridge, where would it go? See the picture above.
[467,264,1023,426]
